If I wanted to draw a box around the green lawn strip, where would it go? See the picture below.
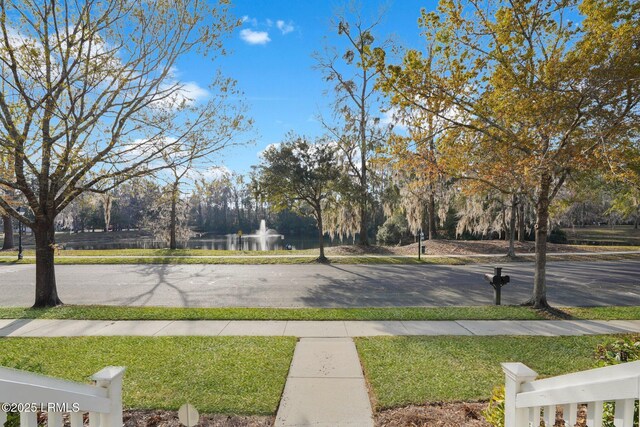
[566,244,640,252]
[0,248,319,257]
[0,336,295,415]
[355,335,625,410]
[0,257,317,265]
[562,225,640,246]
[2,252,638,265]
[2,244,639,258]
[2,305,640,321]
[0,305,544,321]
[562,306,640,320]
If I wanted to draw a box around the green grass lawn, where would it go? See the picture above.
[355,335,627,409]
[562,306,640,320]
[562,225,640,246]
[1,305,639,321]
[1,251,638,265]
[0,305,544,321]
[0,336,296,414]
[3,248,318,257]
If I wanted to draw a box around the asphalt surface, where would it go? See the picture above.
[1,261,639,307]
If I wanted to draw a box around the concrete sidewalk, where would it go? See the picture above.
[1,318,640,337]
[275,338,373,426]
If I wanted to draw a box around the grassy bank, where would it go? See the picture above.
[355,335,625,409]
[562,225,640,246]
[1,305,639,321]
[0,252,638,265]
[0,336,295,414]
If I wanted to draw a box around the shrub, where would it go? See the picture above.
[482,385,505,427]
[376,213,411,245]
[548,226,567,244]
[595,336,640,427]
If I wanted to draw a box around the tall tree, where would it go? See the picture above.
[0,0,240,307]
[380,47,453,240]
[252,135,344,261]
[315,5,390,245]
[378,0,640,308]
[0,151,14,249]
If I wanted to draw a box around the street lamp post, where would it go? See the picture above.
[17,207,23,260]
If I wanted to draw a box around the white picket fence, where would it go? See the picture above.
[503,360,640,427]
[0,365,125,427]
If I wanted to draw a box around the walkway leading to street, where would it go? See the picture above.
[275,338,373,427]
[1,318,640,337]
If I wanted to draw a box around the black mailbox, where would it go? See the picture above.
[484,266,510,305]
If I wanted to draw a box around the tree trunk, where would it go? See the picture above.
[33,219,63,308]
[524,174,551,309]
[102,194,112,232]
[507,194,517,258]
[2,215,14,250]
[316,208,327,262]
[358,185,369,246]
[169,183,178,250]
[518,202,525,242]
[502,204,508,241]
[234,192,242,231]
[427,191,437,240]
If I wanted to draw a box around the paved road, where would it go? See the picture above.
[1,261,638,307]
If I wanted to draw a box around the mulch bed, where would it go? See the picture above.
[32,403,590,426]
[375,402,590,427]
[375,402,490,427]
[122,410,273,427]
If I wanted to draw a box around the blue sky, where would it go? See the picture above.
[174,1,435,175]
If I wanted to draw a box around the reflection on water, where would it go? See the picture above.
[59,234,357,251]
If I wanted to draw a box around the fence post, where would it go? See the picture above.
[502,363,538,427]
[91,366,126,427]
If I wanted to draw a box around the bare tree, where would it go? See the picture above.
[0,0,240,307]
[155,79,251,249]
[314,4,391,245]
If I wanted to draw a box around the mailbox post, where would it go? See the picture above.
[484,266,510,305]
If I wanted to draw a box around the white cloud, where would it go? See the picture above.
[276,20,294,35]
[196,166,231,181]
[152,81,209,109]
[239,28,271,45]
[241,16,258,26]
[116,136,178,166]
[380,108,405,130]
[258,143,281,159]
[266,19,273,27]
[176,82,209,102]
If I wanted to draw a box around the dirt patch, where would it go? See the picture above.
[35,404,590,426]
[375,402,490,427]
[326,239,602,257]
[122,410,273,427]
[375,402,590,427]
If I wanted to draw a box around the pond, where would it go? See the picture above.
[52,233,359,251]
